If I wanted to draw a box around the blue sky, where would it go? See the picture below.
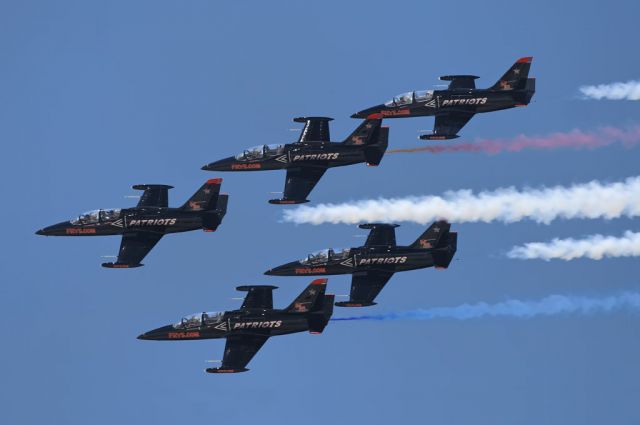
[2,1,640,424]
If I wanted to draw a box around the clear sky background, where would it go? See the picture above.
[2,1,640,424]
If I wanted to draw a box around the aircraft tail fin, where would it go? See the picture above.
[201,193,228,232]
[433,232,457,269]
[181,179,223,211]
[364,126,389,166]
[342,116,383,146]
[308,294,334,334]
[285,278,328,314]
[490,57,533,91]
[410,220,451,249]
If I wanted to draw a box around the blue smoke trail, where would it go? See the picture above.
[332,292,640,322]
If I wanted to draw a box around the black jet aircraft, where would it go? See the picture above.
[202,116,389,204]
[35,179,228,268]
[265,221,457,307]
[352,57,535,140]
[138,279,334,373]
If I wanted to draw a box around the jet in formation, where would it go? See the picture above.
[35,179,228,268]
[266,221,457,307]
[202,116,388,204]
[352,57,535,140]
[138,279,334,373]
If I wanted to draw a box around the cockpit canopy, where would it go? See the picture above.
[173,311,224,329]
[70,209,122,225]
[300,248,351,264]
[235,144,285,161]
[384,90,434,107]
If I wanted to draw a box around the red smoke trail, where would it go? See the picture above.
[387,126,640,155]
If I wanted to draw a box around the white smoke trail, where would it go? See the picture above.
[579,80,640,100]
[284,176,640,225]
[507,231,640,261]
[332,292,640,322]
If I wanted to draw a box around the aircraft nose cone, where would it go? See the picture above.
[35,229,45,236]
[264,266,285,276]
[264,263,296,276]
[137,333,148,340]
[202,156,234,171]
[351,110,368,119]
[352,104,386,119]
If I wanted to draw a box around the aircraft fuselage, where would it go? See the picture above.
[265,245,449,277]
[138,310,312,341]
[203,141,371,173]
[36,207,218,237]
[352,88,533,120]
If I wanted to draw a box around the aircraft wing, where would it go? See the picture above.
[206,334,270,373]
[294,117,333,144]
[439,75,479,90]
[102,231,163,268]
[422,111,475,140]
[133,184,174,208]
[335,270,394,307]
[270,167,327,204]
[360,223,399,247]
[236,285,277,310]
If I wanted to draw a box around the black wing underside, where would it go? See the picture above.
[207,334,270,373]
[361,224,398,247]
[133,184,173,208]
[431,111,475,139]
[102,231,163,268]
[238,286,276,310]
[439,75,479,90]
[335,270,394,307]
[274,166,327,204]
[294,117,333,143]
